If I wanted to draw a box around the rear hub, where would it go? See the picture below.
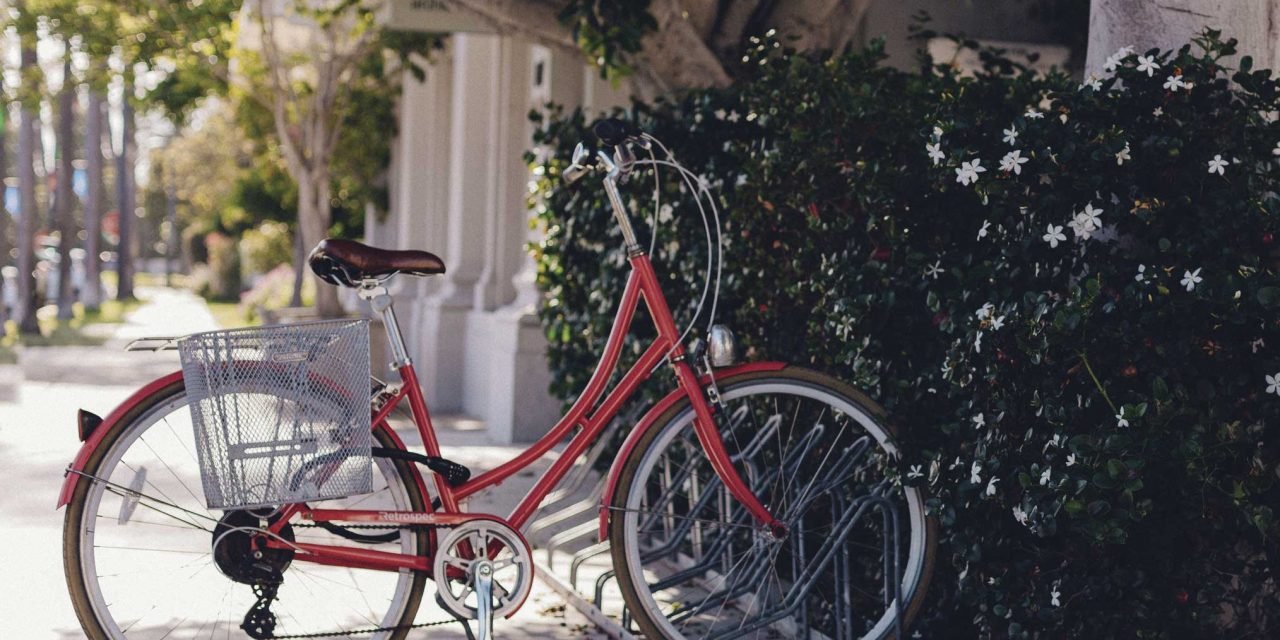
[212,510,296,585]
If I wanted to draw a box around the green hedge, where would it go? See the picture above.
[529,33,1280,637]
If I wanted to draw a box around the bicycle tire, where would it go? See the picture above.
[62,378,431,639]
[610,367,937,639]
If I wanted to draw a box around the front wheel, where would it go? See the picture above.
[610,367,936,639]
[62,379,430,639]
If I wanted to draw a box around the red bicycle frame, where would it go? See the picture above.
[261,251,785,574]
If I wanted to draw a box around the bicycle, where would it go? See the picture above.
[58,119,936,639]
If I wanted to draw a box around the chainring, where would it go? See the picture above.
[431,518,535,620]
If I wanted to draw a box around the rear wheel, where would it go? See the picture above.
[62,380,430,639]
[610,368,936,639]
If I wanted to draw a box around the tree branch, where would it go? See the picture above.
[629,0,733,98]
[441,0,581,58]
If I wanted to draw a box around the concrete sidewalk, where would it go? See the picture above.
[0,287,606,639]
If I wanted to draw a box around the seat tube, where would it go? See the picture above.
[368,289,411,368]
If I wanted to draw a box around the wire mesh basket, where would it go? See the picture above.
[178,319,373,510]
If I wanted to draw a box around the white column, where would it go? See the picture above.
[471,37,529,312]
[468,45,585,442]
[401,50,454,376]
[419,34,502,411]
[1086,0,1280,76]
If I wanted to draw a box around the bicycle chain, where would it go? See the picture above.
[257,521,471,639]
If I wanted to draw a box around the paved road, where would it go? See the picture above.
[0,288,605,639]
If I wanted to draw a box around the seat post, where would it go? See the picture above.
[357,279,411,369]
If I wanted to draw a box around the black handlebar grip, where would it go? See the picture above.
[593,118,636,146]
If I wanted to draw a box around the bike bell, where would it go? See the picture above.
[708,325,738,368]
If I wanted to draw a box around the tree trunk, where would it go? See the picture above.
[290,227,304,307]
[16,42,40,335]
[1086,0,1280,76]
[297,170,341,316]
[83,84,105,311]
[0,87,8,332]
[116,77,135,301]
[56,51,76,320]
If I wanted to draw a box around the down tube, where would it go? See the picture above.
[507,337,671,529]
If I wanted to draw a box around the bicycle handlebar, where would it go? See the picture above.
[592,118,639,147]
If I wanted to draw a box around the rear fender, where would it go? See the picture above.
[597,361,787,540]
[57,371,185,508]
[56,371,428,509]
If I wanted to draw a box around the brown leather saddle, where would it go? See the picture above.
[307,238,446,287]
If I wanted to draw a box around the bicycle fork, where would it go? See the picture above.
[670,359,789,540]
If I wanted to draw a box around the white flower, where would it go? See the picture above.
[1080,203,1100,229]
[990,315,1006,331]
[1266,373,1280,396]
[907,464,924,479]
[1013,505,1029,525]
[932,126,944,139]
[955,159,986,186]
[1043,224,1066,248]
[1251,338,1265,353]
[1068,213,1094,240]
[975,302,995,320]
[1002,126,1019,145]
[1066,453,1078,467]
[1273,141,1280,157]
[1163,74,1187,91]
[657,204,674,223]
[1116,412,1130,428]
[974,330,984,353]
[1103,52,1124,73]
[1080,203,1103,229]
[1093,224,1119,244]
[1059,113,1069,124]
[1080,75,1102,91]
[925,142,945,166]
[1051,583,1062,607]
[1025,109,1044,120]
[1153,107,1164,117]
[1135,264,1149,283]
[970,461,982,484]
[972,413,986,428]
[1207,154,1228,175]
[1115,143,1131,165]
[977,220,992,239]
[985,476,1000,496]
[1181,268,1203,292]
[713,108,726,120]
[924,260,943,280]
[1136,55,1159,77]
[1039,467,1052,486]
[999,149,1029,175]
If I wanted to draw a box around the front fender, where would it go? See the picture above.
[597,361,787,540]
[57,371,186,508]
